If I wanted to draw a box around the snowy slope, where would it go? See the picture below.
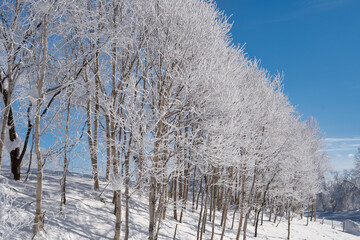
[0,165,359,240]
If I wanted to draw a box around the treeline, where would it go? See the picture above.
[318,149,360,212]
[0,0,328,239]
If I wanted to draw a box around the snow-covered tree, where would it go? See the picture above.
[0,1,330,239]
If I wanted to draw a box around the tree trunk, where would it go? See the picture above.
[242,212,249,240]
[61,96,71,211]
[196,178,202,210]
[149,136,161,240]
[211,185,217,240]
[312,197,316,222]
[173,175,178,220]
[111,116,118,174]
[114,190,122,240]
[253,192,261,226]
[310,200,314,221]
[269,199,273,221]
[0,102,11,174]
[274,206,279,224]
[255,207,261,237]
[220,189,230,240]
[192,166,197,210]
[93,49,101,188]
[231,206,238,230]
[84,65,100,190]
[209,185,214,222]
[236,168,247,240]
[200,182,210,239]
[196,177,206,240]
[110,3,119,176]
[243,156,260,240]
[33,15,47,237]
[124,128,132,240]
[162,179,168,220]
[106,115,111,181]
[179,162,190,223]
[33,99,44,236]
[287,209,291,240]
[149,174,157,240]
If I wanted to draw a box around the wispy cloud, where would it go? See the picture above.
[323,137,359,171]
[325,147,359,152]
[325,137,360,142]
[324,138,360,152]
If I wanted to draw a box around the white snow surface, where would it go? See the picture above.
[343,220,360,236]
[0,165,359,240]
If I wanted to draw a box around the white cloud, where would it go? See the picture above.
[324,138,360,142]
[323,137,360,171]
[323,138,360,152]
[325,147,358,152]
[349,144,360,147]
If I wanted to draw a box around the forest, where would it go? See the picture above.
[0,0,331,239]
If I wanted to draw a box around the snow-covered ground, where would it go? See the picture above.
[0,165,359,240]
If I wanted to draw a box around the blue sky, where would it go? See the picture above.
[215,0,360,171]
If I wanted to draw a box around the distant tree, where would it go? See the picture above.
[352,148,360,179]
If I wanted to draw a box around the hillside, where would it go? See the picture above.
[1,165,359,240]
